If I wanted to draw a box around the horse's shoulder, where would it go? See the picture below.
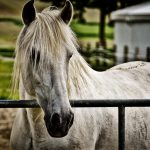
[108,61,149,71]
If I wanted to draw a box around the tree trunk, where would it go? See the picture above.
[99,9,106,48]
[78,9,85,23]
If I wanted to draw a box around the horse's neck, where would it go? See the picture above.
[68,54,101,99]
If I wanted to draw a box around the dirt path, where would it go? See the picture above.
[0,108,17,150]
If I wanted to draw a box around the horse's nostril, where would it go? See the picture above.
[50,112,61,127]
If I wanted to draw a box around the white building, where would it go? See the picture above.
[111,2,150,64]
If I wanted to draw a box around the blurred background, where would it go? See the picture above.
[0,0,150,100]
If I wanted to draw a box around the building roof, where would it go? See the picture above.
[111,2,150,22]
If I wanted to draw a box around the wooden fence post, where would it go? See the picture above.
[87,43,91,52]
[112,44,117,66]
[79,42,83,53]
[146,47,150,62]
[95,57,100,70]
[86,58,91,65]
[123,45,129,63]
[103,51,107,67]
[134,47,140,61]
[95,42,100,49]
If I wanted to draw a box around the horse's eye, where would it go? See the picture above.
[30,48,40,66]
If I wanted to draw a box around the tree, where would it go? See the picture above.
[87,0,117,48]
[39,0,64,6]
[71,0,89,23]
[119,0,149,8]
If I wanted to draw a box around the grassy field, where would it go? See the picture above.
[0,1,114,99]
[0,60,15,99]
[71,21,114,48]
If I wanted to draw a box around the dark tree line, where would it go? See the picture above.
[40,0,149,48]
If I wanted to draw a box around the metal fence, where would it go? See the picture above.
[1,99,150,150]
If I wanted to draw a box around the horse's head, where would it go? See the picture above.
[15,0,77,137]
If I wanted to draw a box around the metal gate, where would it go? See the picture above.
[1,99,150,150]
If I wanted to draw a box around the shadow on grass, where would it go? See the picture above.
[0,17,22,26]
[0,48,15,58]
[76,32,113,39]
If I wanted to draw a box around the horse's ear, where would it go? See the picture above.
[60,0,73,24]
[22,0,36,26]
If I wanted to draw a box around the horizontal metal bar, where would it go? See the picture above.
[1,99,150,108]
[0,100,39,108]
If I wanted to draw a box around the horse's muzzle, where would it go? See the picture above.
[44,111,74,138]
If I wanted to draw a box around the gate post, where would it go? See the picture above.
[118,106,125,150]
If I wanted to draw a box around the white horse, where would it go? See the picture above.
[11,0,150,149]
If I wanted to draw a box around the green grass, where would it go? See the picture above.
[0,60,13,73]
[71,21,99,38]
[0,60,17,99]
[0,59,20,99]
[0,74,11,89]
[0,22,22,48]
[71,21,114,40]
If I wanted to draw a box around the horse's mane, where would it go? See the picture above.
[12,8,94,98]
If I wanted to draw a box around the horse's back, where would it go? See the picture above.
[109,61,149,71]
[97,61,150,99]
